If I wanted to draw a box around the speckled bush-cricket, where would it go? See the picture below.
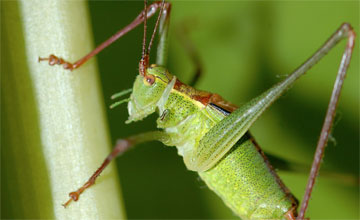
[39,1,356,219]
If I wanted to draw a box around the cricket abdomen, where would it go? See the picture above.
[199,133,297,219]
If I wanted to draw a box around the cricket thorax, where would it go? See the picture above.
[155,77,237,170]
[126,65,238,170]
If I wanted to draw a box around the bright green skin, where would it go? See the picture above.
[126,66,296,219]
[199,136,293,219]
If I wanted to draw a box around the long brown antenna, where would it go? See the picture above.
[142,0,148,58]
[139,0,149,76]
[148,0,165,55]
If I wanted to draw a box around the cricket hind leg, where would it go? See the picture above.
[187,23,355,180]
[297,23,356,219]
[62,131,170,207]
[39,1,168,71]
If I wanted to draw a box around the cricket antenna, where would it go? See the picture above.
[139,0,166,76]
[148,0,165,55]
[139,0,149,76]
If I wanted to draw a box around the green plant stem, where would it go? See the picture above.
[1,0,125,219]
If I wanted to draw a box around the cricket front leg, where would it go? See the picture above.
[155,1,172,67]
[39,1,169,71]
[155,7,203,87]
[188,23,355,173]
[63,131,170,207]
[176,23,203,87]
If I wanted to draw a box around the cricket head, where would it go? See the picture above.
[124,0,174,123]
[126,65,175,123]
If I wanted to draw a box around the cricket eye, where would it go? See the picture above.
[144,74,155,86]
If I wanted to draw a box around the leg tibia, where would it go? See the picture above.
[62,139,132,207]
[63,131,170,207]
[39,1,170,71]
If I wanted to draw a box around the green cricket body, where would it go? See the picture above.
[126,65,297,219]
[38,1,353,216]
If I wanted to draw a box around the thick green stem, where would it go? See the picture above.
[1,0,125,219]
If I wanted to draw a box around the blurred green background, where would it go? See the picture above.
[89,1,358,219]
[2,0,358,219]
